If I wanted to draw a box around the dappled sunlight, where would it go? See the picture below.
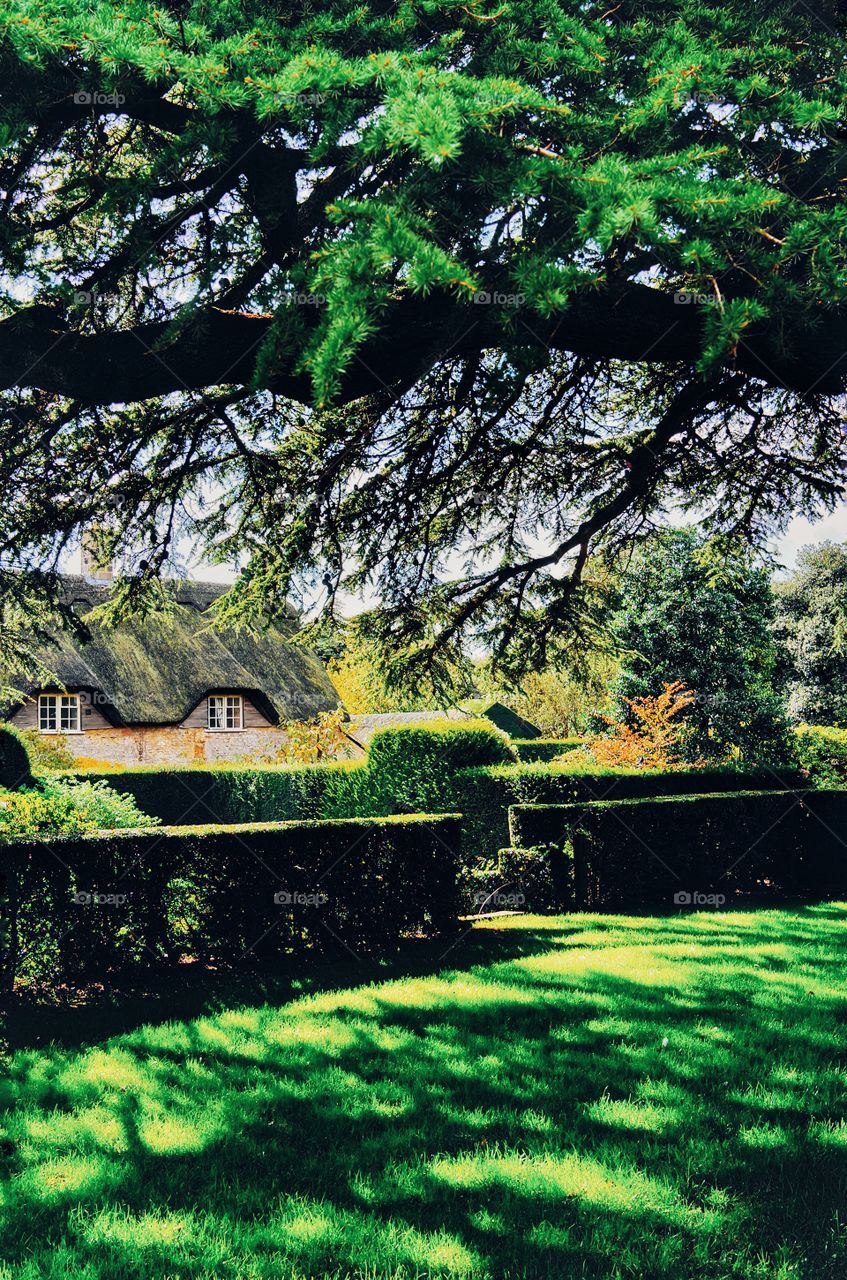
[428,1149,727,1233]
[2,905,847,1277]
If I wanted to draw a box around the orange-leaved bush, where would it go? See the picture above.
[583,681,700,770]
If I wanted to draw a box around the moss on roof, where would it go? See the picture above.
[0,577,339,726]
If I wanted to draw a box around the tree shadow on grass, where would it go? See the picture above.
[2,903,847,1279]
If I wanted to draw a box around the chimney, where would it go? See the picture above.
[80,528,114,583]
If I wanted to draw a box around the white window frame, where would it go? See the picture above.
[38,693,82,734]
[207,694,244,731]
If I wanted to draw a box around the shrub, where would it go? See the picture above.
[3,813,461,986]
[0,726,34,791]
[249,709,349,766]
[15,729,75,773]
[512,738,584,763]
[792,725,847,788]
[508,789,838,909]
[582,681,698,769]
[364,720,516,814]
[0,779,159,840]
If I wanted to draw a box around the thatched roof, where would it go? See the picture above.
[0,577,339,726]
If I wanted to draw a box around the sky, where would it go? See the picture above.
[770,503,847,573]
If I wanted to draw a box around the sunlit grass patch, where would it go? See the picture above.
[2,905,847,1278]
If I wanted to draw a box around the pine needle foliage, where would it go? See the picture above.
[0,1,846,679]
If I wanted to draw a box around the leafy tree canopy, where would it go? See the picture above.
[774,541,847,725]
[1,1,847,679]
[609,527,788,762]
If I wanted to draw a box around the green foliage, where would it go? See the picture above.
[509,789,839,908]
[1,3,847,679]
[0,778,159,840]
[68,761,372,827]
[476,660,620,738]
[368,719,516,771]
[15,727,75,773]
[792,724,847,788]
[77,733,803,871]
[0,724,33,791]
[364,721,517,816]
[5,814,461,985]
[609,529,789,764]
[512,738,584,763]
[452,761,805,862]
[467,845,562,916]
[774,542,847,725]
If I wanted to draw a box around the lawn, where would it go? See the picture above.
[2,906,847,1279]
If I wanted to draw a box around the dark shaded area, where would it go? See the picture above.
[3,815,461,989]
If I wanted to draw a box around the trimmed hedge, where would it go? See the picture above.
[512,738,584,763]
[508,789,842,909]
[74,723,515,827]
[68,761,373,827]
[448,763,807,861]
[79,748,805,868]
[0,725,34,791]
[367,719,516,771]
[2,813,461,987]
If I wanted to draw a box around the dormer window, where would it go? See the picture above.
[39,693,81,734]
[207,694,243,731]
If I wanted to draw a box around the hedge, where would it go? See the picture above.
[512,738,584,763]
[508,788,844,909]
[1,813,462,987]
[0,725,34,791]
[68,760,373,826]
[447,763,806,862]
[74,722,515,827]
[79,748,805,868]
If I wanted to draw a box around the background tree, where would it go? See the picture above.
[1,2,847,678]
[475,660,619,738]
[609,529,787,763]
[318,618,475,712]
[773,542,847,726]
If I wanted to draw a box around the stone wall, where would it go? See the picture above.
[37,726,295,767]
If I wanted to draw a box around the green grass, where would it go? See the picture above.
[2,906,847,1279]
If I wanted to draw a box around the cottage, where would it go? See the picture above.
[0,573,339,766]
